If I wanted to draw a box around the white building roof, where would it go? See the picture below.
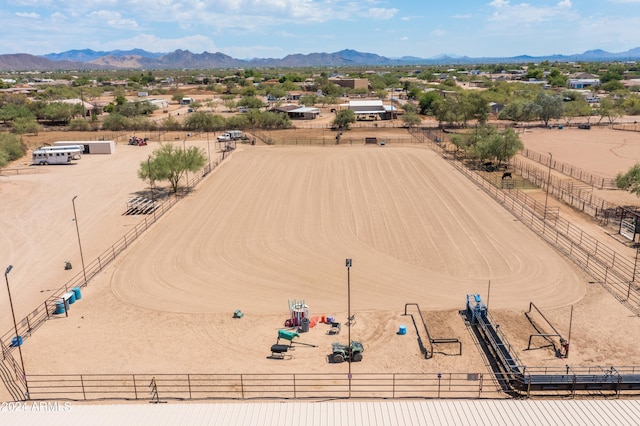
[289,107,320,113]
[5,399,640,426]
[349,100,384,107]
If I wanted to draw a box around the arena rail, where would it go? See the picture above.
[412,128,640,315]
[520,149,616,189]
[0,151,227,355]
[23,372,499,401]
[24,367,640,402]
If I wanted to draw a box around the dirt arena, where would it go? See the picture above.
[2,126,640,401]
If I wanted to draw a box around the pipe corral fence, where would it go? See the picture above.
[3,127,640,402]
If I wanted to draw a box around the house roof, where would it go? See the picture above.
[349,99,383,107]
[6,400,640,426]
[289,107,320,113]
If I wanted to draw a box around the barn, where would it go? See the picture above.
[347,99,397,120]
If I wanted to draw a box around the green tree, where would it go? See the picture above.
[596,97,623,125]
[534,91,564,126]
[237,96,264,109]
[68,118,92,131]
[563,98,591,125]
[299,95,317,106]
[616,163,640,196]
[139,144,207,193]
[12,117,40,134]
[332,109,356,130]
[401,111,422,128]
[418,91,443,115]
[171,93,185,103]
[101,113,129,131]
[601,80,625,92]
[0,132,26,167]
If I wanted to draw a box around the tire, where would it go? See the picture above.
[333,353,344,363]
[352,353,363,362]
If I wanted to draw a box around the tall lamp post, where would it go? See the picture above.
[345,258,352,398]
[5,265,29,398]
[543,152,553,220]
[72,196,87,286]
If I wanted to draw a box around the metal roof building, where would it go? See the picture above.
[4,399,640,425]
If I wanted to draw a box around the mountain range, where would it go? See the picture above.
[0,47,639,71]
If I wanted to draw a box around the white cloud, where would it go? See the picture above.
[488,0,510,7]
[16,12,39,19]
[452,14,472,19]
[50,12,67,23]
[87,10,139,29]
[400,36,409,41]
[431,29,447,37]
[365,8,398,20]
[488,0,574,23]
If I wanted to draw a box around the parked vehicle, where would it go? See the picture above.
[217,130,243,142]
[331,341,364,363]
[32,145,83,165]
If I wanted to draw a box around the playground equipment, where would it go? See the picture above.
[277,329,316,348]
[404,303,462,359]
[284,299,309,328]
[331,341,364,363]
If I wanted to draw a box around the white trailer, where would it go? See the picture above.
[32,145,83,165]
[217,130,243,141]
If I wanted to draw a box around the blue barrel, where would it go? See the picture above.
[54,300,66,315]
[72,287,82,300]
[398,325,407,335]
[64,291,76,304]
[11,336,23,347]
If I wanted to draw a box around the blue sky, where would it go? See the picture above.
[2,0,640,58]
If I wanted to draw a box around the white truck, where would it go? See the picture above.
[217,130,243,142]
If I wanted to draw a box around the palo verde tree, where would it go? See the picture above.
[139,143,207,193]
[616,163,640,196]
[451,125,523,164]
[332,109,356,130]
[533,91,564,127]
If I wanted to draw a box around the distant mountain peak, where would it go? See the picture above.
[0,46,639,71]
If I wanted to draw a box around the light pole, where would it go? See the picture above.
[72,196,87,286]
[5,265,29,399]
[543,152,553,220]
[345,258,352,398]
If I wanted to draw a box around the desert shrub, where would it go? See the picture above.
[0,132,26,166]
[68,118,92,131]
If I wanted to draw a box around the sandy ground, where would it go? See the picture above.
[2,125,640,401]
